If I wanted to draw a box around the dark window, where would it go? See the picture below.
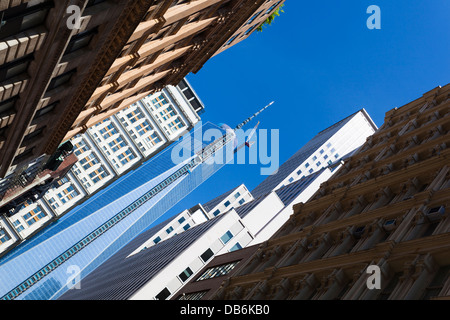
[0,54,33,82]
[177,79,188,90]
[12,147,34,165]
[155,287,170,300]
[178,267,193,282]
[23,127,44,141]
[47,69,76,91]
[200,248,214,263]
[183,88,195,100]
[0,97,17,116]
[0,1,54,41]
[86,0,107,8]
[153,236,161,244]
[64,28,98,55]
[33,101,58,119]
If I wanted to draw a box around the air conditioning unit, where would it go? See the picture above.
[425,206,446,222]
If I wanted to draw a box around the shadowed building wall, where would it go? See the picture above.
[0,0,286,178]
[210,84,450,300]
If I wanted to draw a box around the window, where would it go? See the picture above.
[179,267,193,282]
[0,229,11,243]
[79,153,99,170]
[159,106,177,121]
[126,109,144,123]
[305,163,310,168]
[155,287,170,300]
[108,137,126,152]
[326,142,332,148]
[0,2,53,41]
[220,231,233,244]
[312,156,317,161]
[23,207,46,226]
[224,201,231,207]
[335,153,340,159]
[289,177,294,183]
[57,185,79,204]
[212,209,220,217]
[0,97,17,116]
[88,166,108,183]
[136,121,152,136]
[246,10,262,25]
[316,161,321,167]
[320,149,324,154]
[99,123,118,139]
[153,236,161,244]
[64,27,98,55]
[296,169,302,175]
[238,199,245,205]
[200,248,214,262]
[117,149,135,165]
[166,226,174,234]
[146,132,161,146]
[225,33,240,46]
[183,223,190,231]
[167,117,184,132]
[47,69,76,91]
[0,53,33,82]
[151,95,169,108]
[265,1,282,14]
[234,192,241,199]
[229,243,242,252]
[178,217,185,224]
[196,261,239,281]
[244,25,257,36]
[309,168,314,174]
[86,0,107,8]
[73,140,89,156]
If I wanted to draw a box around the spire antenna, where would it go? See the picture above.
[234,101,274,130]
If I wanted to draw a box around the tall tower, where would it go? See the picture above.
[0,104,272,300]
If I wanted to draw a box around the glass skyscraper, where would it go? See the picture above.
[0,122,235,300]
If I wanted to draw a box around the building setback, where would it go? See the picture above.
[0,78,204,257]
[210,84,450,300]
[0,0,285,179]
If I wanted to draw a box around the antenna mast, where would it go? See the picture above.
[234,101,274,130]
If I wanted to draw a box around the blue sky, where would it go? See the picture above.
[154,0,450,224]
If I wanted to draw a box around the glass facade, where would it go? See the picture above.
[0,122,234,300]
